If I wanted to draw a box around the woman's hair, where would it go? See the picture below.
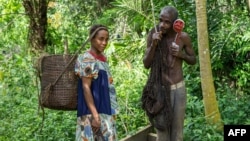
[89,24,109,39]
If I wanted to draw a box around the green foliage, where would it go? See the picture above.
[184,94,224,141]
[46,1,91,54]
[0,0,27,50]
[207,1,250,94]
[216,78,250,125]
[106,36,150,138]
[0,46,76,140]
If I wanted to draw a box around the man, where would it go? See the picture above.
[141,6,196,141]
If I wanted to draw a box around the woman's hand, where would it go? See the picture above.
[91,116,101,133]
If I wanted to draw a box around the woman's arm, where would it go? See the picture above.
[81,76,101,131]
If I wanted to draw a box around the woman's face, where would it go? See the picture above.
[91,29,109,54]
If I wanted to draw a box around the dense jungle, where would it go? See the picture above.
[0,0,250,140]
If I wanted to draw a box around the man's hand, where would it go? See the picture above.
[171,42,181,57]
[152,31,162,47]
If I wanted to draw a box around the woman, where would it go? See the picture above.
[75,24,119,141]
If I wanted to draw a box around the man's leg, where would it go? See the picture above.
[155,107,170,141]
[170,86,187,141]
[156,127,170,141]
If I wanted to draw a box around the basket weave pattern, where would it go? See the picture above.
[40,55,78,110]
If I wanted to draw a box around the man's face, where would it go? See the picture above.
[159,12,174,34]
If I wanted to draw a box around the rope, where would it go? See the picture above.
[150,0,157,32]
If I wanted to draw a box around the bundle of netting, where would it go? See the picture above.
[141,30,172,130]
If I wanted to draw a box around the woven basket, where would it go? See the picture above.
[39,55,78,110]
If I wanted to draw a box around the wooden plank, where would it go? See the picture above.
[119,125,155,141]
[147,133,157,141]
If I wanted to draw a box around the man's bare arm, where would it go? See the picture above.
[177,32,196,65]
[143,31,162,69]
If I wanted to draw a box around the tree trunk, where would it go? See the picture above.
[195,0,223,130]
[23,0,47,51]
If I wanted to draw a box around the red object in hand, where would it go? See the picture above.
[173,19,185,33]
[171,19,185,68]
